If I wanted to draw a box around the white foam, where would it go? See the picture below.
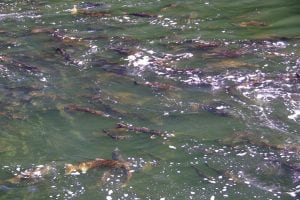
[288,109,300,121]
[237,152,247,156]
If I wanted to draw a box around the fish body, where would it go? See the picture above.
[65,159,132,175]
[3,164,56,185]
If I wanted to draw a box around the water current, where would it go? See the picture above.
[0,0,299,199]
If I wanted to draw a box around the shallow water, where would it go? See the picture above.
[0,0,299,199]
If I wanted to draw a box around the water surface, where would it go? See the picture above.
[0,0,300,199]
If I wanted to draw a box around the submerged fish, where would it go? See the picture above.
[65,149,133,187]
[70,5,111,17]
[64,104,110,118]
[65,158,132,175]
[1,164,57,185]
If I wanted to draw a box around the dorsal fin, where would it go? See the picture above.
[112,147,124,161]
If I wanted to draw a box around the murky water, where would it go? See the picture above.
[0,0,299,199]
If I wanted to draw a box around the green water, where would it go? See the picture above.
[0,0,299,199]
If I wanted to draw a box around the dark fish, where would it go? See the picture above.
[128,13,157,18]
[103,129,130,140]
[201,105,231,117]
[116,122,172,137]
[0,55,42,73]
[55,48,71,61]
[78,2,110,10]
[192,40,221,49]
[191,166,214,181]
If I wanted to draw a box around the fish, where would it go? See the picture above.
[65,148,136,187]
[1,164,56,185]
[70,5,111,17]
[64,104,110,118]
[65,159,132,178]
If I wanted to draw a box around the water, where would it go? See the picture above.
[0,0,299,199]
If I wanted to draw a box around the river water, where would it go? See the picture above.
[0,0,299,199]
